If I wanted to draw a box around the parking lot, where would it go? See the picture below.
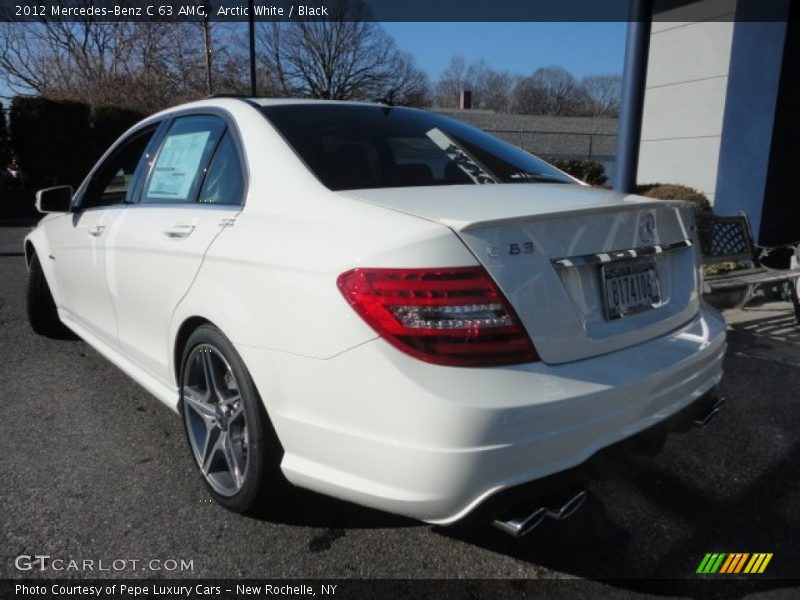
[1,225,798,593]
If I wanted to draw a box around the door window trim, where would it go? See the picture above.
[73,121,166,212]
[72,107,249,212]
[131,110,248,208]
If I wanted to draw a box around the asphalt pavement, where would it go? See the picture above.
[1,226,798,596]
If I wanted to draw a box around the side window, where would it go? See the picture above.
[197,133,245,205]
[141,115,225,204]
[81,127,157,209]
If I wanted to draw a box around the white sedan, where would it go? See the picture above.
[25,98,726,531]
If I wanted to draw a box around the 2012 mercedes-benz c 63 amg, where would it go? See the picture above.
[25,98,725,527]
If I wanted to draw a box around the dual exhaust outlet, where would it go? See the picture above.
[492,490,587,538]
[491,392,724,538]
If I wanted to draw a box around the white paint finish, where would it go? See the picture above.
[173,203,477,367]
[639,136,723,196]
[25,98,727,523]
[106,204,240,384]
[40,207,124,345]
[341,183,662,231]
[344,185,699,364]
[240,304,725,523]
[641,76,730,141]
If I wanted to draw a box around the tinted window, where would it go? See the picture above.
[141,115,225,204]
[198,133,244,205]
[261,105,574,191]
[82,127,156,209]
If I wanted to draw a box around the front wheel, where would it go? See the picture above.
[26,252,72,339]
[180,324,287,514]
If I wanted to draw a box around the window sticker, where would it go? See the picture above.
[147,131,211,200]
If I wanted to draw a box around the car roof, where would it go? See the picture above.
[147,97,400,122]
[250,98,388,108]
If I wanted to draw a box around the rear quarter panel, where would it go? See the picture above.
[169,192,477,384]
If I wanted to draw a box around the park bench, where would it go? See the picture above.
[696,212,800,322]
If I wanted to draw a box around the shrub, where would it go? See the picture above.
[92,106,147,156]
[0,101,10,167]
[635,183,711,213]
[10,96,94,188]
[550,158,607,186]
[8,97,150,189]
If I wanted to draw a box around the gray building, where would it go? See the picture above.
[435,109,618,176]
[637,0,798,246]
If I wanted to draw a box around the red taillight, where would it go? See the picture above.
[337,267,539,367]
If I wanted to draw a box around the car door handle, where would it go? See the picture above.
[163,224,196,239]
[88,225,105,237]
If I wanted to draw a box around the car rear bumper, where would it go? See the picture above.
[237,303,726,524]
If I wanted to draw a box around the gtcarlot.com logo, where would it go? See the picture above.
[15,554,194,572]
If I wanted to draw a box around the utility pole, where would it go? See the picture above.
[613,0,653,194]
[249,0,257,96]
[203,15,213,96]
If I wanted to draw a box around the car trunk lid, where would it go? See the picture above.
[339,184,701,364]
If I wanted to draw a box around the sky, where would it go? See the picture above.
[0,22,627,102]
[382,22,627,80]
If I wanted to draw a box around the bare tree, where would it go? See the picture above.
[256,0,429,104]
[513,66,590,116]
[474,67,518,112]
[433,56,469,108]
[581,74,622,116]
[0,12,248,113]
[434,56,517,112]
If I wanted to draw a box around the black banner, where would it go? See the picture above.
[0,0,795,23]
[3,578,798,600]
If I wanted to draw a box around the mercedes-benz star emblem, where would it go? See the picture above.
[640,213,656,243]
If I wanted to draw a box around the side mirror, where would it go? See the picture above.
[35,186,74,214]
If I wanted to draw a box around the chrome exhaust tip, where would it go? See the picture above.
[694,396,725,427]
[492,490,587,538]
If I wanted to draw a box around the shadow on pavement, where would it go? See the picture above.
[248,484,417,531]
[437,434,799,597]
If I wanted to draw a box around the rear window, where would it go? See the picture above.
[260,104,574,191]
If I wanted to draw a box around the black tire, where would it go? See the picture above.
[179,324,288,515]
[26,252,72,339]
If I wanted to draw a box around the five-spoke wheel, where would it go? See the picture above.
[180,324,285,514]
[183,344,249,496]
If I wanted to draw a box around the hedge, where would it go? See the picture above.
[635,183,712,213]
[10,96,95,188]
[550,158,608,186]
[92,105,148,157]
[8,96,147,189]
[0,101,10,167]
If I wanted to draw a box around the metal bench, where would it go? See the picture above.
[697,213,800,322]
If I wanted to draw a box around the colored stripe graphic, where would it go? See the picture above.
[720,553,737,573]
[719,554,735,574]
[699,553,773,575]
[730,553,749,573]
[759,554,773,573]
[696,554,713,573]
[744,553,773,574]
[697,553,727,573]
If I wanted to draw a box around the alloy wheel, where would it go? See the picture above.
[182,344,249,497]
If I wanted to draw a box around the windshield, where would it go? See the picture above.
[260,104,575,191]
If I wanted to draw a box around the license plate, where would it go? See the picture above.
[601,258,661,320]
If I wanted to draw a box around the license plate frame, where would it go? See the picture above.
[601,257,661,320]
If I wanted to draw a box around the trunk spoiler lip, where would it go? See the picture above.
[456,199,695,233]
[338,186,695,233]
